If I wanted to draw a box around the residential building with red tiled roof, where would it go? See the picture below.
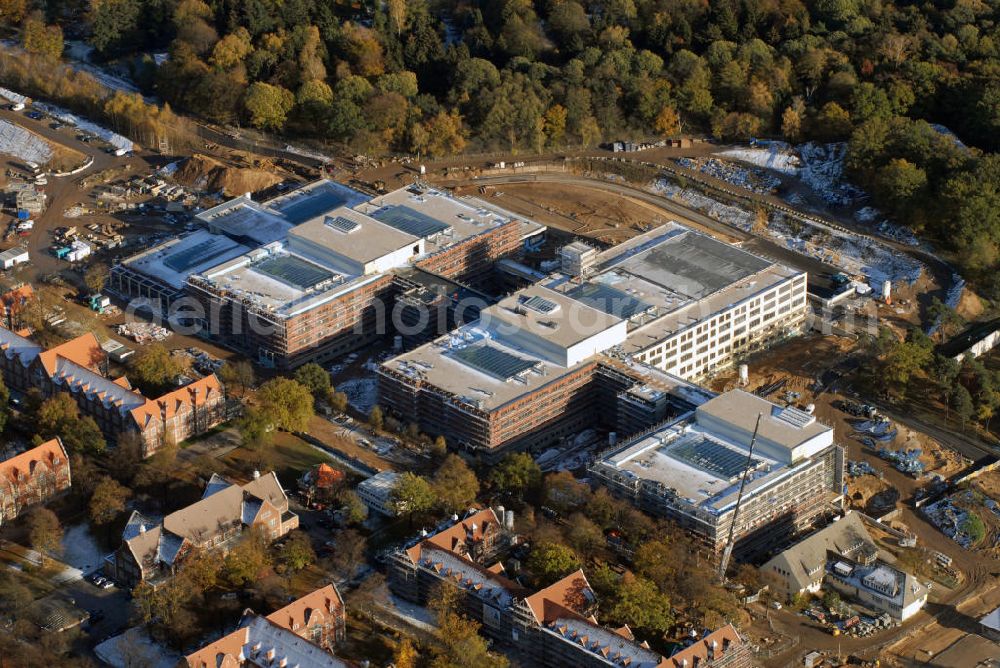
[107,472,298,587]
[266,583,345,649]
[387,509,752,668]
[182,584,348,668]
[0,438,71,526]
[0,325,227,457]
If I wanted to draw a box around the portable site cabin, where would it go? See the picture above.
[0,247,29,269]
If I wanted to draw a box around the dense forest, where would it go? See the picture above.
[5,0,1000,289]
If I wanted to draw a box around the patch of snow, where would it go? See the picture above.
[95,626,180,668]
[384,593,438,632]
[930,124,968,151]
[0,119,52,164]
[32,100,134,152]
[718,143,801,174]
[337,377,379,414]
[798,142,866,206]
[60,523,106,578]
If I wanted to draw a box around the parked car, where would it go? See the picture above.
[24,111,43,120]
[99,579,113,589]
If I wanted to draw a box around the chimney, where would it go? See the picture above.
[139,524,146,533]
[253,470,260,480]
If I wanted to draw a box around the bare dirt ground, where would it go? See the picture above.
[174,153,285,196]
[454,180,744,245]
[709,334,969,498]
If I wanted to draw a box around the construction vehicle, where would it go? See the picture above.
[716,412,763,584]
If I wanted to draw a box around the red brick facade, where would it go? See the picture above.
[0,438,71,526]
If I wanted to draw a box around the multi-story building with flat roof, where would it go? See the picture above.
[590,389,844,558]
[378,222,805,456]
[549,224,807,381]
[111,180,544,369]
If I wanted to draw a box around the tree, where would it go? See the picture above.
[0,0,26,25]
[391,472,435,521]
[237,406,272,449]
[653,105,681,137]
[428,583,509,668]
[89,476,130,526]
[28,507,62,560]
[490,452,541,497]
[781,105,803,142]
[278,530,315,571]
[430,435,448,460]
[293,363,332,401]
[392,637,419,668]
[218,360,255,397]
[36,394,105,454]
[222,530,270,586]
[22,15,63,61]
[129,343,183,394]
[330,391,348,413]
[813,102,853,141]
[256,378,314,432]
[431,454,480,514]
[244,82,294,130]
[84,264,110,294]
[875,159,928,212]
[606,574,674,635]
[526,541,581,586]
[328,528,366,579]
[951,384,974,429]
[566,512,604,557]
[338,489,368,525]
[368,405,384,431]
[543,104,567,148]
[543,471,590,514]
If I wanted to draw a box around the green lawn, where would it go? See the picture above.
[218,431,332,485]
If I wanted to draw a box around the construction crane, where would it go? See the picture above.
[717,412,763,584]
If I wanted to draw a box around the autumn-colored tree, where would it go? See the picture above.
[84,264,110,294]
[22,14,63,61]
[36,394,106,454]
[218,359,255,397]
[28,507,62,560]
[129,343,184,395]
[653,105,681,136]
[89,476,131,526]
[0,0,26,24]
[431,454,480,514]
[256,377,314,432]
[209,27,252,69]
[544,104,567,147]
[244,82,294,130]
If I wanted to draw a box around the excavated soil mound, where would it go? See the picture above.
[175,154,281,196]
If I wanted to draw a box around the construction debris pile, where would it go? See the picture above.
[876,447,924,475]
[675,157,781,194]
[848,461,881,478]
[923,497,977,548]
[115,321,170,343]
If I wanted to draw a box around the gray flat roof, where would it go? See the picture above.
[287,206,419,264]
[198,197,292,245]
[123,230,252,290]
[264,179,367,224]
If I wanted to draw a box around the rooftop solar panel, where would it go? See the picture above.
[451,344,538,381]
[255,255,335,290]
[521,295,559,314]
[163,239,233,272]
[567,282,654,319]
[668,435,760,480]
[324,216,360,233]
[271,189,347,224]
[371,206,450,238]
